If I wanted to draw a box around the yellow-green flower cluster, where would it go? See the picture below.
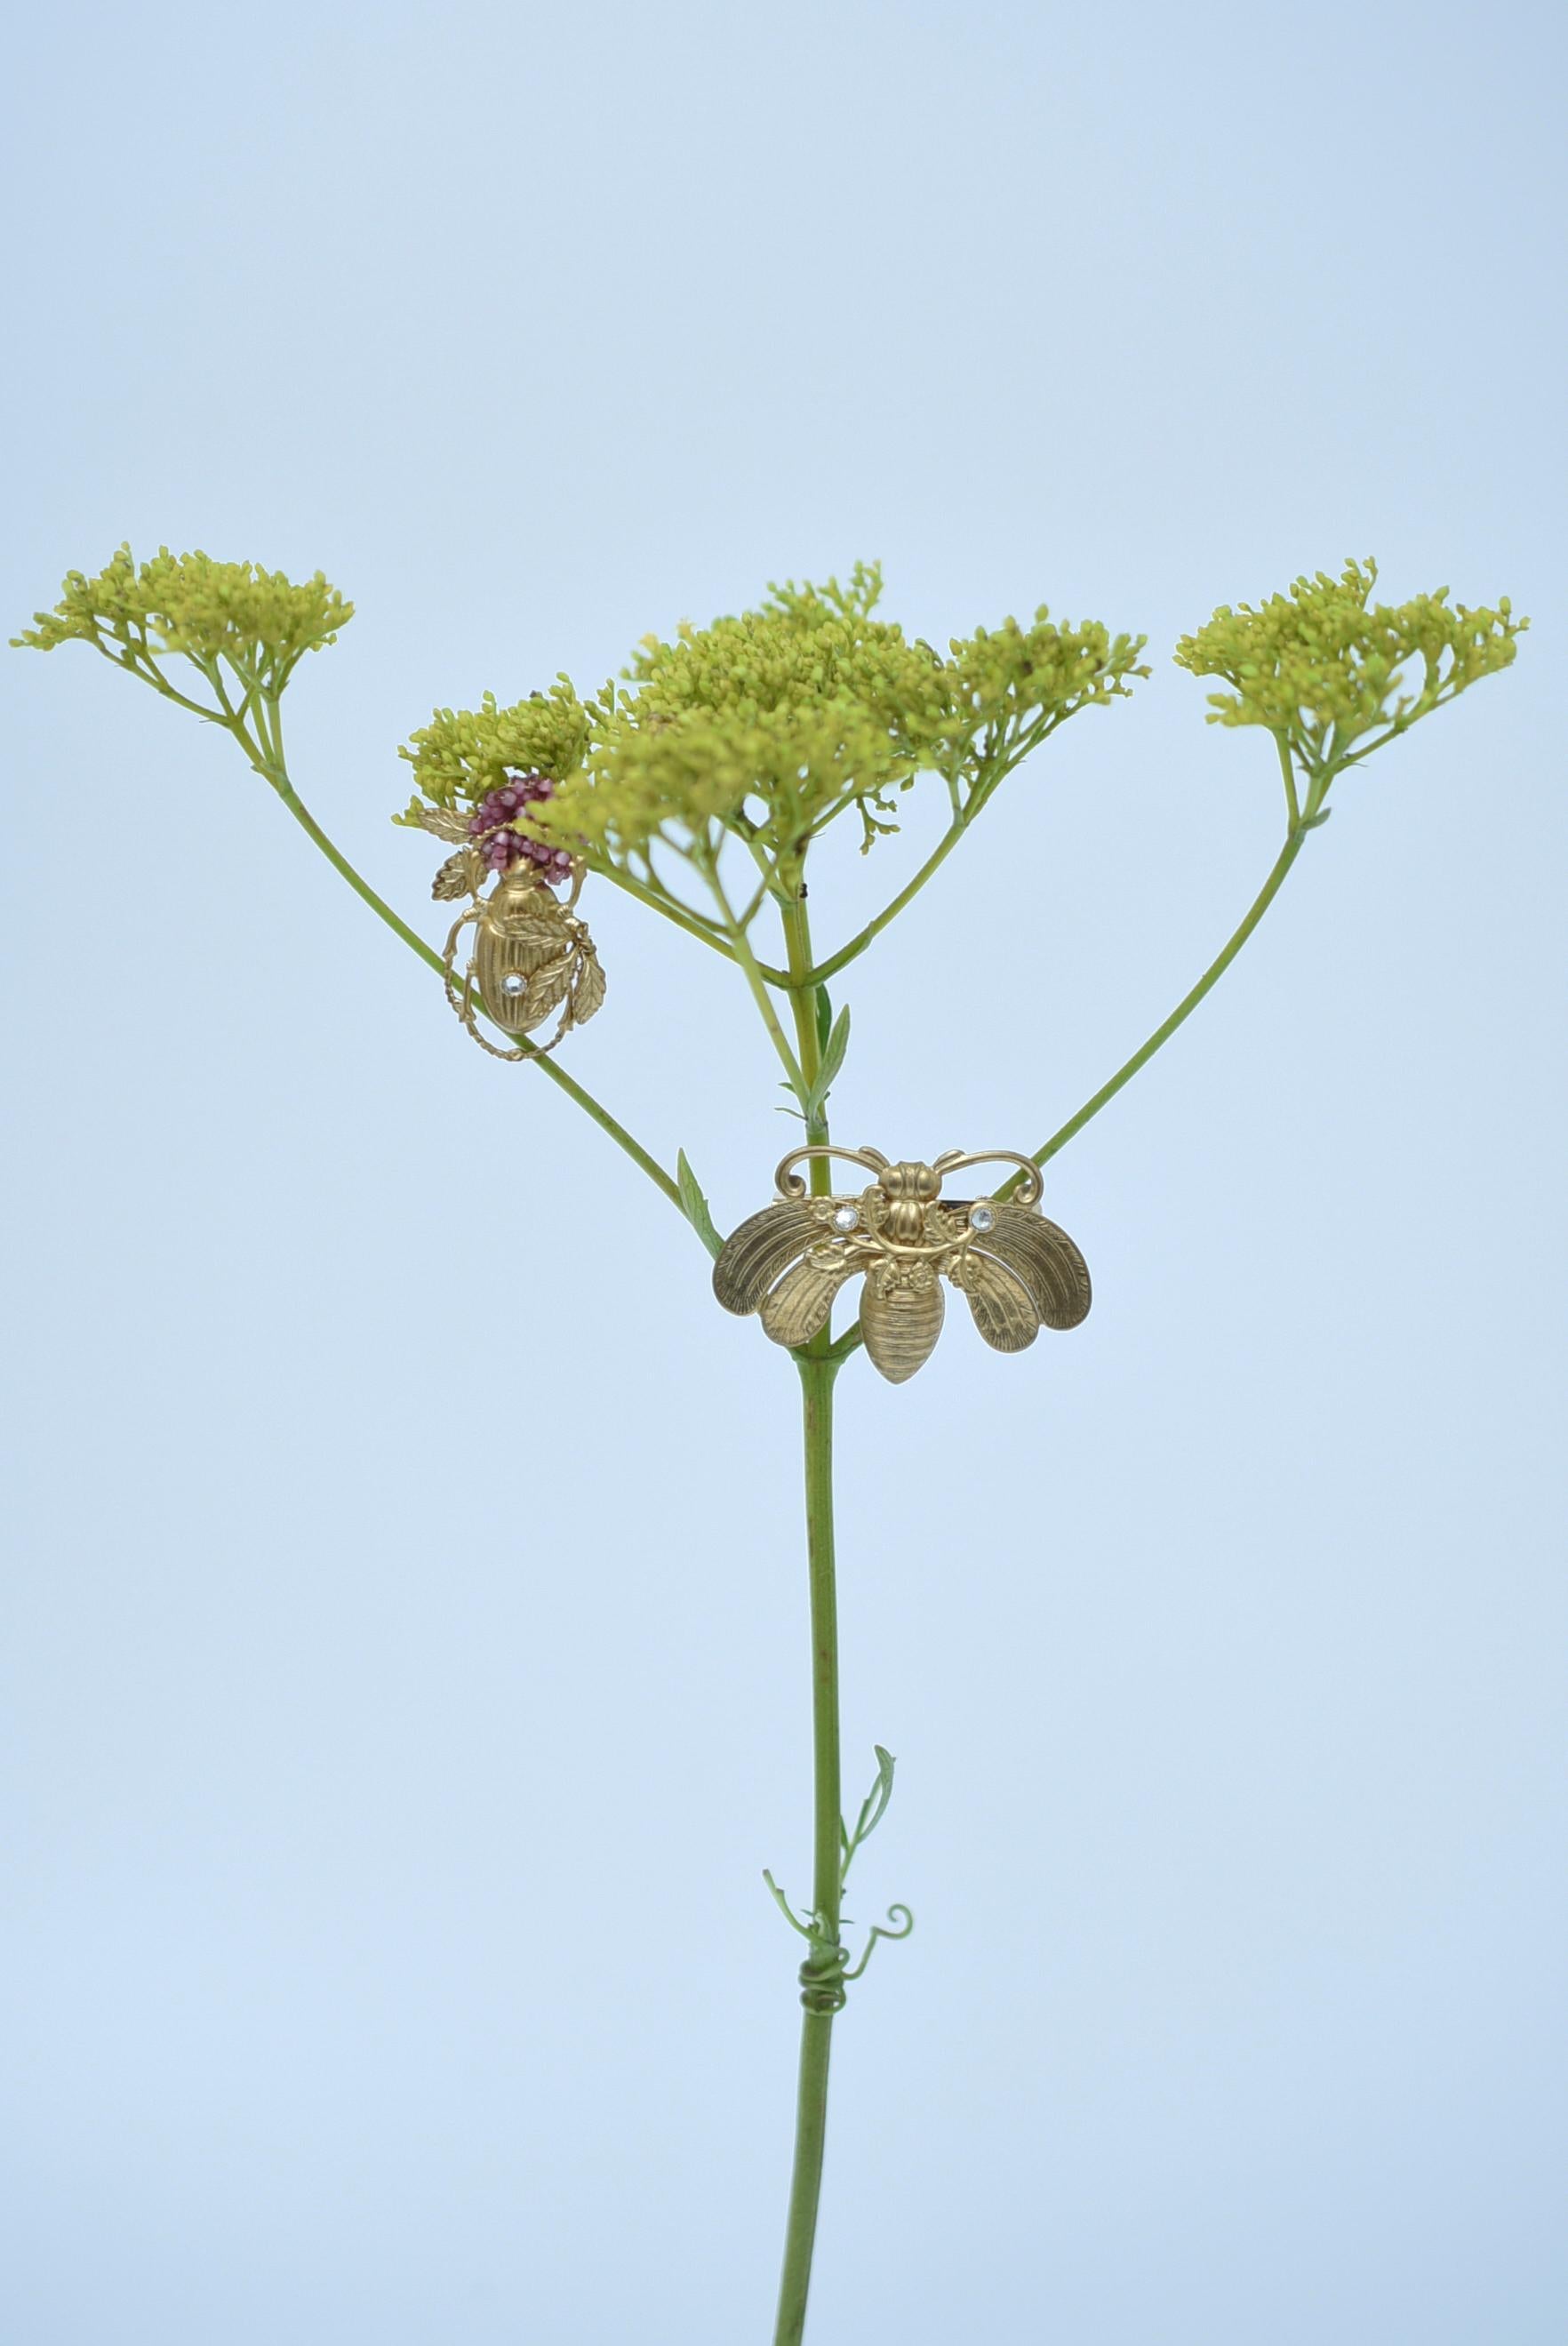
[396,680,598,825]
[13,545,352,687]
[398,563,1147,873]
[626,562,949,749]
[528,699,915,871]
[944,608,1148,739]
[1173,559,1524,768]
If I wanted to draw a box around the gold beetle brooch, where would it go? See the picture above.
[714,1146,1091,1383]
[409,773,606,1060]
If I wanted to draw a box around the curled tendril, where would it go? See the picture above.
[840,1904,914,1983]
[763,1870,913,2008]
[798,1949,851,2016]
[762,1869,816,1940]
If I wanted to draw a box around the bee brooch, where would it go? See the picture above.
[713,1146,1091,1383]
[409,789,606,1061]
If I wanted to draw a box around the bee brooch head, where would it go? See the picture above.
[713,1145,1091,1383]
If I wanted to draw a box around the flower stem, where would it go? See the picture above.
[235,712,688,1221]
[702,854,809,1105]
[788,722,1056,991]
[833,805,1315,1349]
[773,1349,844,2346]
[780,894,828,1146]
[597,861,744,965]
[795,812,968,988]
[1027,823,1308,1173]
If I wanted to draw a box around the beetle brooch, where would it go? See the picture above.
[713,1145,1091,1383]
[439,858,605,1059]
[408,800,606,1060]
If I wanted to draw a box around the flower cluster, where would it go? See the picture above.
[1173,558,1526,769]
[945,609,1148,741]
[469,774,575,884]
[625,562,950,749]
[398,680,597,816]
[531,699,912,872]
[398,563,1147,879]
[12,545,352,691]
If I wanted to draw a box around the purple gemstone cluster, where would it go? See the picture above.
[469,773,575,885]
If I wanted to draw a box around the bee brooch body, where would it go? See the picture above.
[714,1146,1091,1383]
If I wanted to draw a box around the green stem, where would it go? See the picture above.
[827,809,1315,1357]
[780,895,828,1149]
[703,855,810,1104]
[1028,822,1308,1173]
[795,813,968,989]
[792,719,1064,990]
[228,709,686,1219]
[773,1351,844,2346]
[598,861,744,965]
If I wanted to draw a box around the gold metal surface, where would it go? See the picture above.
[715,1147,1090,1382]
[438,859,606,1061]
[408,805,472,845]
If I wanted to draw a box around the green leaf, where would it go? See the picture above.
[862,1744,896,1841]
[841,1743,897,1884]
[676,1148,724,1260]
[804,1005,851,1121]
[814,982,835,1057]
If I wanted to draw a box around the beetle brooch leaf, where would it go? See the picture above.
[714,1146,1091,1383]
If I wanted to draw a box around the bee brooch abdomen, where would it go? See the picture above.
[713,1148,1091,1384]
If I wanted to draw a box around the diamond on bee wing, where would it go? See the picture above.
[832,1205,860,1232]
[969,1204,996,1232]
[500,973,527,997]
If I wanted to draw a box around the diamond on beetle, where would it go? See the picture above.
[968,1203,996,1232]
[832,1205,860,1232]
[500,973,527,997]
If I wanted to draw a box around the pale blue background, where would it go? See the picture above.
[3,4,1564,2341]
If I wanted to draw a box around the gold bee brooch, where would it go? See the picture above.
[714,1146,1091,1382]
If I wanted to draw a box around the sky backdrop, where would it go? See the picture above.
[3,3,1564,2341]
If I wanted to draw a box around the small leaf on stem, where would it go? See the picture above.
[804,1006,851,1121]
[676,1149,724,1259]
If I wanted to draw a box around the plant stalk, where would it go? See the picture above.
[796,812,968,989]
[239,717,687,1219]
[780,894,828,1145]
[773,1349,844,2346]
[1027,821,1308,1173]
[703,854,809,1104]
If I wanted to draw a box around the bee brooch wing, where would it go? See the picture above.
[712,1201,824,1318]
[963,1205,1092,1340]
[956,1248,1039,1353]
[712,1161,1092,1382]
[758,1253,860,1349]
